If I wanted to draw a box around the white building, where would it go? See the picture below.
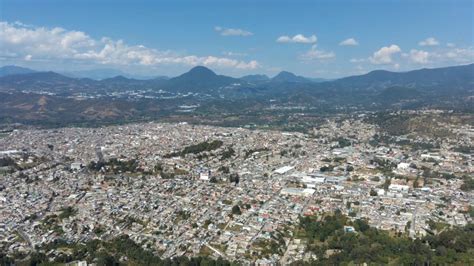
[199,172,210,181]
[70,162,83,171]
[274,166,294,175]
[281,188,315,197]
[388,184,410,193]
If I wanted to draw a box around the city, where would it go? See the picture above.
[1,0,473,265]
[1,111,472,264]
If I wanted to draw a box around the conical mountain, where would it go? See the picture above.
[166,66,241,92]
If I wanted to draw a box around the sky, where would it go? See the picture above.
[1,0,473,78]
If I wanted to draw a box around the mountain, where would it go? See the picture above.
[165,66,242,93]
[152,76,170,81]
[271,71,311,83]
[62,68,128,80]
[0,64,473,126]
[62,68,163,80]
[0,71,97,94]
[98,75,142,87]
[0,71,76,84]
[331,63,474,90]
[307,77,332,83]
[240,74,270,84]
[0,65,37,77]
[0,64,472,103]
[101,75,131,82]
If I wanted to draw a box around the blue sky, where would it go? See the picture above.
[1,0,473,78]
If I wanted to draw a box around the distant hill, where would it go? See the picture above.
[0,65,36,77]
[100,75,132,83]
[1,71,76,84]
[0,64,472,106]
[307,77,332,83]
[165,66,243,93]
[271,71,311,83]
[0,64,473,125]
[0,71,97,93]
[240,74,270,84]
[62,68,163,80]
[331,63,474,90]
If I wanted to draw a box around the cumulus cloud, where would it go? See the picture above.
[214,26,253,37]
[339,38,359,46]
[407,49,430,64]
[0,21,260,70]
[443,47,474,63]
[299,45,335,60]
[400,46,474,65]
[277,34,317,44]
[369,44,401,64]
[419,37,439,46]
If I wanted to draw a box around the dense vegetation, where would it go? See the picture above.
[295,212,474,265]
[164,140,223,158]
[4,235,235,266]
[460,175,474,191]
[88,158,141,174]
[58,206,77,220]
[3,212,473,265]
[220,147,235,161]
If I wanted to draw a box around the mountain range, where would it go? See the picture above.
[2,63,472,93]
[0,63,473,107]
[0,65,37,77]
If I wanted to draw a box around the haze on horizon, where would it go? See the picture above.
[0,0,473,79]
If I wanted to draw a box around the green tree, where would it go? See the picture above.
[231,205,241,215]
[370,188,378,196]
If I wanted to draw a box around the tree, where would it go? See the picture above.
[370,189,378,196]
[218,166,229,174]
[320,165,333,172]
[413,177,420,188]
[405,221,411,232]
[383,178,391,190]
[370,176,380,182]
[229,173,239,185]
[460,175,474,191]
[231,205,241,215]
[220,147,235,161]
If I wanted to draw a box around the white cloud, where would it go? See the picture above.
[443,47,474,63]
[400,46,474,65]
[369,44,401,64]
[419,37,439,46]
[349,58,365,63]
[277,34,317,44]
[339,38,359,46]
[222,51,247,57]
[300,45,335,60]
[214,26,253,37]
[0,21,260,70]
[408,49,430,64]
[446,42,456,47]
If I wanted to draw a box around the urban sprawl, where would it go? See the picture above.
[0,115,472,264]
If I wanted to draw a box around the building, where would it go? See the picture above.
[274,166,294,175]
[388,184,410,193]
[70,162,83,171]
[281,188,315,197]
